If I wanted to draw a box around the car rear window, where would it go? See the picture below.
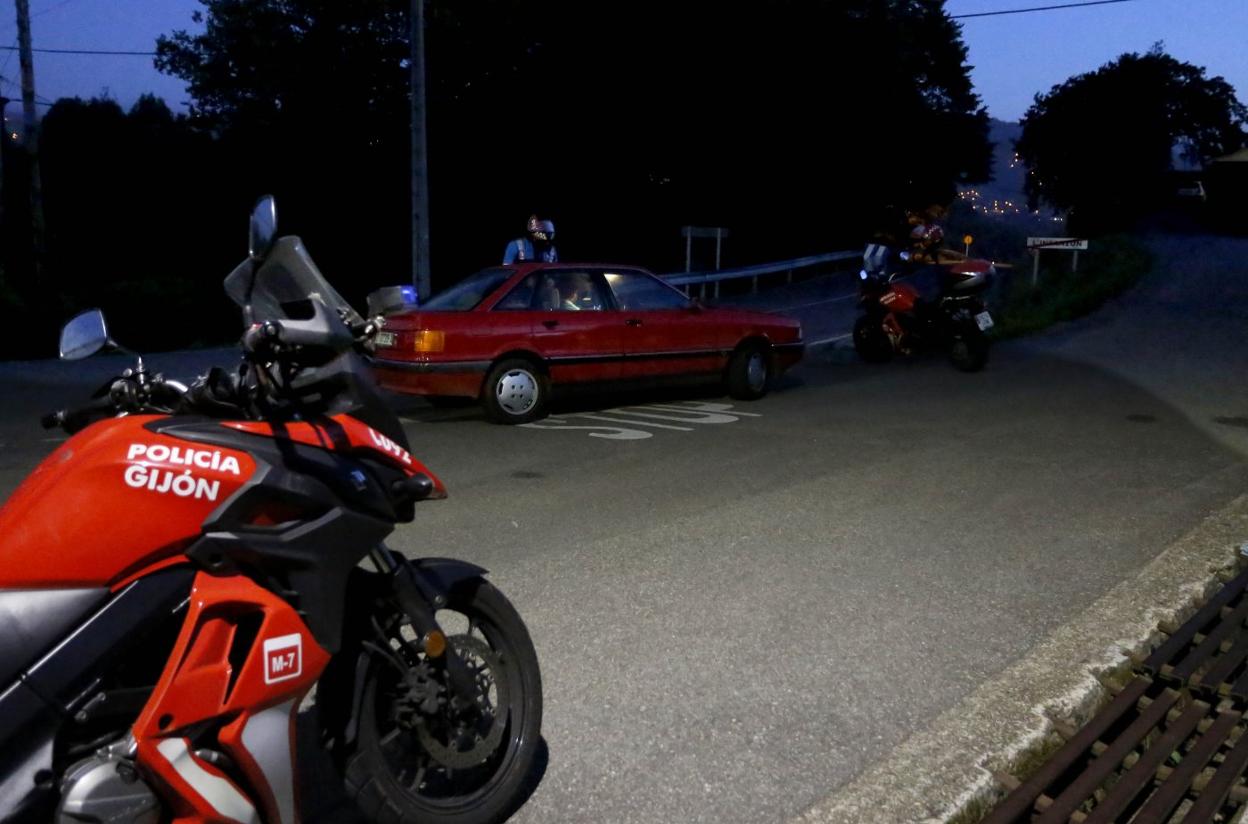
[422,268,514,311]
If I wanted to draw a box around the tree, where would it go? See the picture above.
[1017,46,1247,233]
[154,0,990,283]
[32,95,233,354]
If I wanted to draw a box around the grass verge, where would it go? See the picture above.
[989,235,1153,339]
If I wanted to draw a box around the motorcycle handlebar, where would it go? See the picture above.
[41,395,115,434]
[241,314,358,359]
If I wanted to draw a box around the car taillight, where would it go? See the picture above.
[414,330,445,353]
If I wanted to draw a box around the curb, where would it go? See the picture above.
[790,494,1248,824]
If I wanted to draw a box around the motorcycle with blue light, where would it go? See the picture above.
[0,197,541,824]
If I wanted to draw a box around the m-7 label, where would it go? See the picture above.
[263,633,303,684]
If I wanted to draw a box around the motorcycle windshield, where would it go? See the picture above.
[223,238,409,447]
[225,237,365,329]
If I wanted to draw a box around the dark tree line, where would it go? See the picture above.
[2,0,992,357]
[1018,46,1246,234]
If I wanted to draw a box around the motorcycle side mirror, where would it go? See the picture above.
[249,195,278,261]
[59,309,111,360]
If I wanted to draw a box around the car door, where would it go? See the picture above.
[603,269,727,380]
[525,269,622,386]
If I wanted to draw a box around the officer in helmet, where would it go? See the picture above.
[503,214,559,264]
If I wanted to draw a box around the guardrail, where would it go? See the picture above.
[662,250,859,298]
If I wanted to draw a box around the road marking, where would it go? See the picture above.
[641,402,761,417]
[808,332,852,346]
[520,400,760,440]
[519,417,653,440]
[772,291,859,312]
[573,415,692,431]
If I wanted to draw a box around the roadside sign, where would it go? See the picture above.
[1027,237,1089,284]
[1027,237,1088,251]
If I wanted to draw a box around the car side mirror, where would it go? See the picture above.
[59,309,110,360]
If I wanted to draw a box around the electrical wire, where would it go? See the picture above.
[32,0,88,19]
[0,45,155,56]
[951,0,1137,19]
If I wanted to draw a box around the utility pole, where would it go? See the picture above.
[14,0,43,282]
[0,95,9,228]
[410,0,431,300]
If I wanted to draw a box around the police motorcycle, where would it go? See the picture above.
[0,196,542,824]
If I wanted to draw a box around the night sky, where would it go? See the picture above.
[0,0,1244,126]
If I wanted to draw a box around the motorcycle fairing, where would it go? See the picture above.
[879,282,919,314]
[134,571,329,824]
[140,418,397,652]
[222,414,447,496]
[0,416,257,588]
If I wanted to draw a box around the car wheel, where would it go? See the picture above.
[482,359,548,424]
[727,343,771,400]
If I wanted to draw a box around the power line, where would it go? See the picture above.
[0,39,16,77]
[951,0,1136,19]
[0,44,154,56]
[32,0,87,19]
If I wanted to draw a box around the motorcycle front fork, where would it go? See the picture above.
[367,546,480,705]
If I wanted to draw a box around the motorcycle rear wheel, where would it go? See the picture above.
[949,325,989,372]
[344,578,542,824]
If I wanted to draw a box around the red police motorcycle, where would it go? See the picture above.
[0,197,542,824]
[853,247,995,372]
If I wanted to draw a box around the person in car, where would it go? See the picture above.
[503,215,559,264]
[559,273,598,310]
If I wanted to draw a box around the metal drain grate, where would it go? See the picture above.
[982,568,1248,823]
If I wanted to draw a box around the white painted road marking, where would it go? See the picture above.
[573,415,693,431]
[772,291,859,312]
[808,332,852,346]
[520,400,761,440]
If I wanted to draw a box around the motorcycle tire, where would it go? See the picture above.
[852,315,892,363]
[344,577,543,824]
[949,325,989,372]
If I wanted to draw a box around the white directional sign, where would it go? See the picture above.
[1027,237,1088,251]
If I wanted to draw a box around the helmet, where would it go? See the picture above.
[529,218,555,243]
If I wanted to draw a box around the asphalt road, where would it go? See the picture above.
[1,235,1245,823]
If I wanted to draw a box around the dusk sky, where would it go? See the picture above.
[0,0,1244,127]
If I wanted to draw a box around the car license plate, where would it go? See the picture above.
[374,331,397,348]
[974,311,994,331]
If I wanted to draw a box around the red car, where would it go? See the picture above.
[370,263,805,423]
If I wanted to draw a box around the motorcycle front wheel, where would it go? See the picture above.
[853,315,893,363]
[343,577,543,824]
